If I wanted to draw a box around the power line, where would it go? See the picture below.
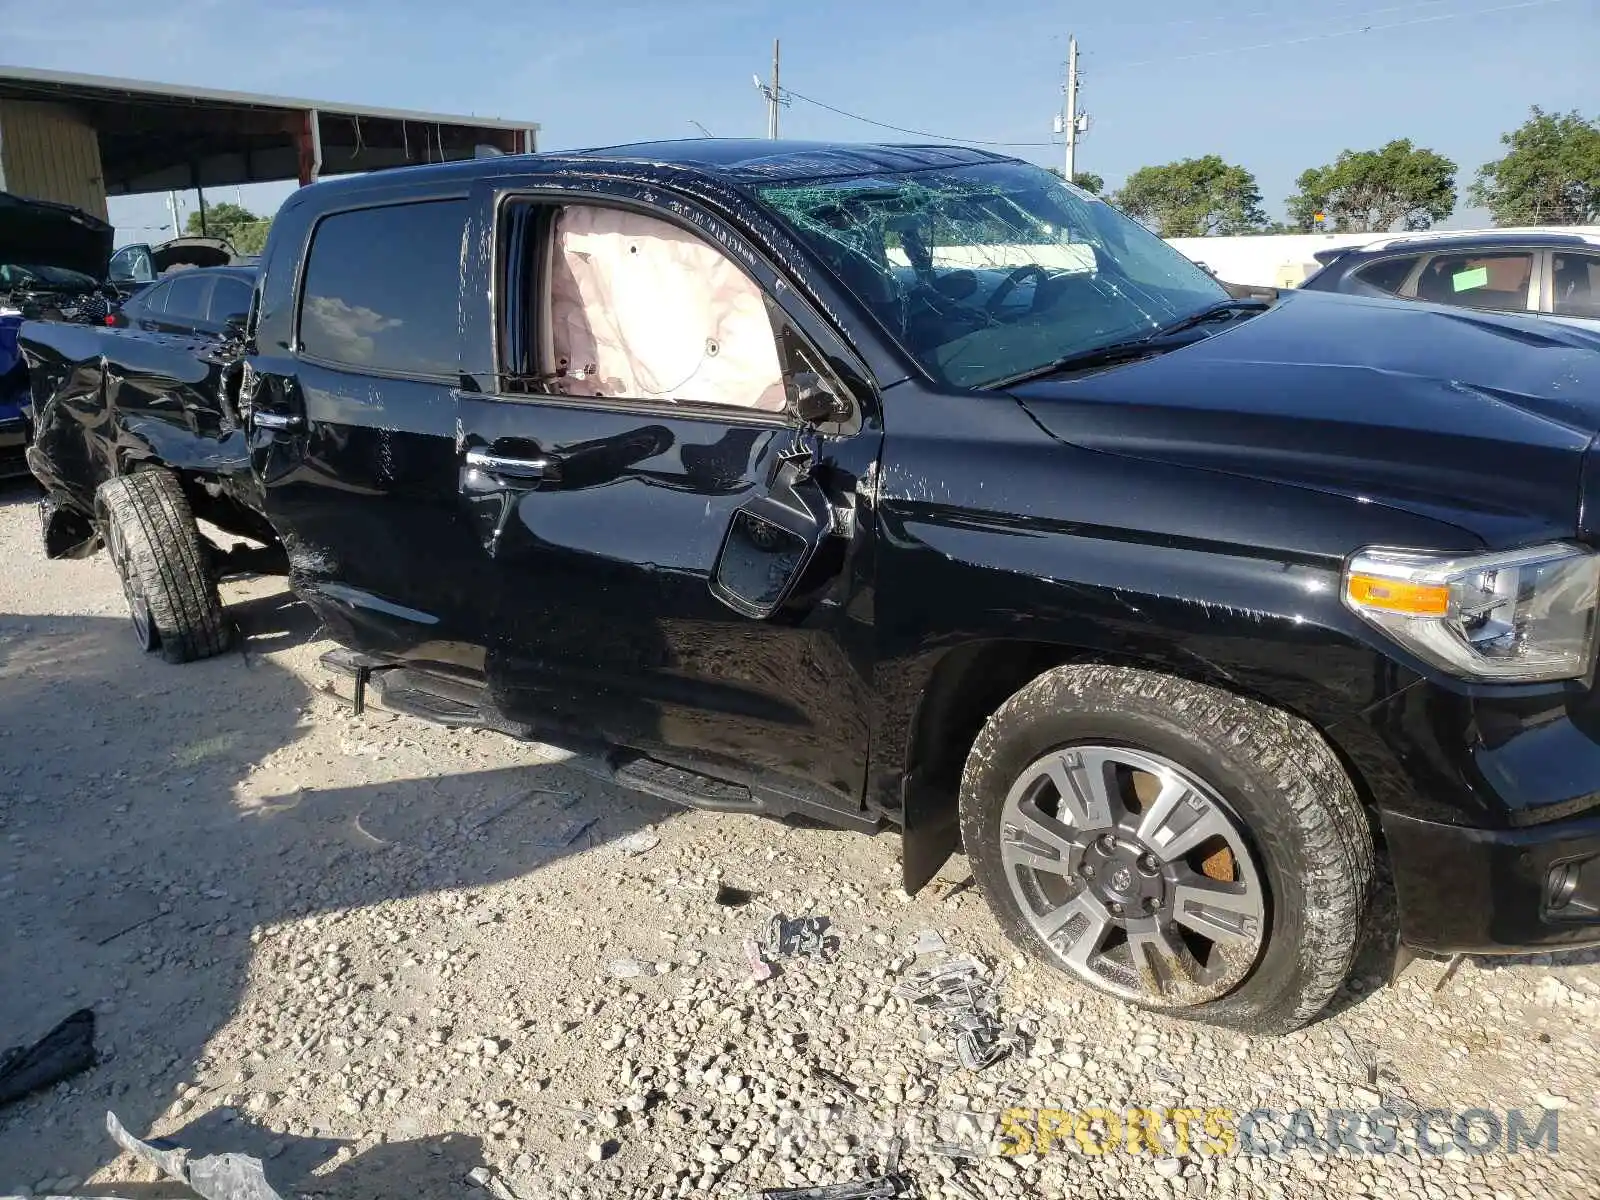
[1107,0,1572,69]
[783,87,1056,147]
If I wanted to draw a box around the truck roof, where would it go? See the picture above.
[293,139,1018,203]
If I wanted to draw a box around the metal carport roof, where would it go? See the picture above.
[0,65,540,195]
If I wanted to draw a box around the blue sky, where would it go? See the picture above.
[2,0,1595,241]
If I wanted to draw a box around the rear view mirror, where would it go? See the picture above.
[710,457,834,618]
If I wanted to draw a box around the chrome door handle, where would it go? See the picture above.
[464,448,552,480]
[251,410,303,430]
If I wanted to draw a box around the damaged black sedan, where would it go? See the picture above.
[22,140,1600,1033]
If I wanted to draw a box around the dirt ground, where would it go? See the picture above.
[1,476,1597,1200]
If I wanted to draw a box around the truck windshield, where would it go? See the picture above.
[758,162,1228,388]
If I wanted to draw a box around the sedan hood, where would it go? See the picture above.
[1009,288,1600,546]
[0,191,113,280]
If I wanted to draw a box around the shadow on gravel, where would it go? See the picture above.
[0,607,675,1192]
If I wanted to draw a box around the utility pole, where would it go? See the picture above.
[167,190,182,236]
[754,39,787,139]
[1063,35,1079,182]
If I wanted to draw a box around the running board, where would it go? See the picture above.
[319,648,538,740]
[611,752,882,834]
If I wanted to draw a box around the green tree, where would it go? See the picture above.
[1286,139,1457,232]
[1110,156,1267,236]
[184,202,272,253]
[1469,107,1600,225]
[1046,168,1105,194]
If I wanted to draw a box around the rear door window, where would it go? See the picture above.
[297,199,467,378]
[1552,252,1600,319]
[1351,255,1422,296]
[1414,252,1534,312]
[208,275,254,324]
[161,271,214,327]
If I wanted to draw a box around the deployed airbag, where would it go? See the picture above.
[549,206,786,411]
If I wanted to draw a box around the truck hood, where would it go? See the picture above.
[0,191,113,280]
[1009,288,1600,546]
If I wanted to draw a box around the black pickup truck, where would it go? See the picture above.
[23,140,1600,1033]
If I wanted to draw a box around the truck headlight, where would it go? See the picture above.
[1343,543,1600,682]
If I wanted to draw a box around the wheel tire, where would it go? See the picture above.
[94,470,231,664]
[959,663,1373,1035]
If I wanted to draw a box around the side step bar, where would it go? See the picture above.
[611,752,882,834]
[319,648,538,740]
[320,648,882,836]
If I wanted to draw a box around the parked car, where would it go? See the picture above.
[23,141,1600,1033]
[1,191,127,477]
[22,260,267,571]
[107,235,249,295]
[1299,227,1600,329]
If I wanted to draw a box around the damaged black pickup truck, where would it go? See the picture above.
[23,140,1600,1033]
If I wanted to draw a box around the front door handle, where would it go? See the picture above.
[464,448,555,481]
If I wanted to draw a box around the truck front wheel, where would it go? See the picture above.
[94,470,232,664]
[959,664,1373,1034]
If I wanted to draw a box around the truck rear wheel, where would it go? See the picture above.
[94,470,231,664]
[959,664,1373,1034]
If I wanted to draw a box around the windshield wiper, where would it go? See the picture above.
[1148,297,1268,338]
[987,298,1269,389]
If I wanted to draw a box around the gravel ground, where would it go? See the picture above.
[1,477,1598,1200]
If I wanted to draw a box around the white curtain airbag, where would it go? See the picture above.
[549,206,787,411]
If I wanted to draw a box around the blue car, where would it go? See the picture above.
[0,191,118,478]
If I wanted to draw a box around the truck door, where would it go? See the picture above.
[453,180,882,820]
[245,188,498,666]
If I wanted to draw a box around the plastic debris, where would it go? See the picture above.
[744,938,774,982]
[616,831,661,856]
[608,958,649,979]
[755,1175,914,1200]
[105,1109,286,1200]
[893,956,1018,1072]
[765,913,836,960]
[909,929,947,956]
[0,1009,95,1107]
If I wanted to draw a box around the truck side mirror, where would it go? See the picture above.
[222,313,249,341]
[710,456,834,618]
[788,371,851,426]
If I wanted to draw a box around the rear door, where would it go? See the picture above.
[453,179,883,816]
[246,189,497,665]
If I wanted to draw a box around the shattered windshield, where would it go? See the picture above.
[758,162,1227,388]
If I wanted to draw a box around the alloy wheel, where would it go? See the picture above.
[999,744,1267,1007]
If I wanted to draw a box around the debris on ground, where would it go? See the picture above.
[908,929,947,956]
[744,938,774,982]
[608,958,652,979]
[615,830,660,856]
[0,1010,95,1107]
[808,1064,860,1101]
[765,913,836,960]
[715,883,757,907]
[105,1110,285,1200]
[893,956,1018,1071]
[754,1172,916,1199]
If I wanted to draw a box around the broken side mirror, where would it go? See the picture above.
[710,455,834,618]
[788,370,851,426]
[222,313,249,341]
